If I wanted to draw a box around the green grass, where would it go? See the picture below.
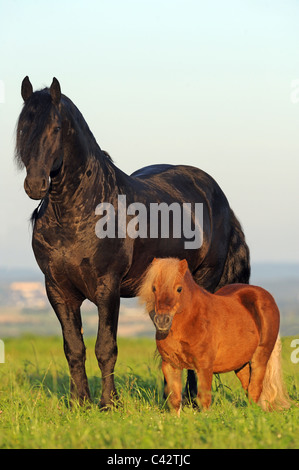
[0,335,298,449]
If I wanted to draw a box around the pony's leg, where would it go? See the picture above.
[235,363,251,393]
[247,347,270,404]
[161,361,182,416]
[95,282,120,409]
[46,280,90,404]
[196,368,213,410]
[164,371,197,406]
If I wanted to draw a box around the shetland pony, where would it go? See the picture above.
[139,258,290,415]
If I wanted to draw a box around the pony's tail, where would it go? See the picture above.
[258,336,291,411]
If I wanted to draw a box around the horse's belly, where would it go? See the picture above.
[213,335,259,373]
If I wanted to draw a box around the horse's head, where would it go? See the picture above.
[15,77,63,200]
[139,258,190,334]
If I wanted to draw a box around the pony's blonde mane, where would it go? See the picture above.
[138,258,184,313]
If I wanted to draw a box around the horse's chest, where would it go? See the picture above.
[33,222,99,293]
[157,337,195,370]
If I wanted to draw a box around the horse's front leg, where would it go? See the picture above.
[196,367,213,410]
[95,279,120,409]
[183,370,198,406]
[162,361,182,416]
[45,280,91,404]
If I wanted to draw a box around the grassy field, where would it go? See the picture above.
[0,335,298,449]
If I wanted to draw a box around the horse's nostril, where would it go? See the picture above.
[154,314,172,331]
[41,178,48,190]
[24,175,49,200]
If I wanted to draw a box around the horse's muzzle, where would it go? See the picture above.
[152,313,173,333]
[24,175,49,200]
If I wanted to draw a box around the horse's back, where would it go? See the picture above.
[123,164,232,294]
[131,164,224,196]
[215,283,280,341]
[131,164,174,179]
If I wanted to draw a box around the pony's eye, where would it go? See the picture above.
[54,126,61,133]
[177,286,182,293]
[152,286,156,292]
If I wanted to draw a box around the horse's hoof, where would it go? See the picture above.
[99,395,122,411]
[182,394,199,409]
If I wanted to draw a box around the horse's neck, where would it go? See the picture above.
[49,153,110,205]
[48,140,133,221]
[48,102,134,213]
[181,281,211,320]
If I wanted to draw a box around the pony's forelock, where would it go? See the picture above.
[138,258,184,313]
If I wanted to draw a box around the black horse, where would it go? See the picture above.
[15,77,250,408]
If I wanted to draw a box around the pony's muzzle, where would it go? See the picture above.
[24,175,49,200]
[153,313,173,332]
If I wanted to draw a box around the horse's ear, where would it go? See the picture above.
[50,77,61,105]
[21,76,33,102]
[152,258,157,263]
[179,259,188,275]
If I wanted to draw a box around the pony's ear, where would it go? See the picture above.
[179,259,188,275]
[21,76,33,102]
[50,77,61,105]
[152,257,157,263]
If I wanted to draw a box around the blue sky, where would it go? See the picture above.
[1,0,299,268]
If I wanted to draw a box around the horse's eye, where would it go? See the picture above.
[152,286,156,292]
[54,126,61,133]
[177,286,182,293]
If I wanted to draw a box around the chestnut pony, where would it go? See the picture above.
[139,258,290,415]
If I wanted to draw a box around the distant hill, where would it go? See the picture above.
[2,262,299,283]
[0,263,298,337]
[251,262,299,282]
[0,266,42,283]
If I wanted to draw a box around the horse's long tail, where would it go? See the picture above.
[215,209,251,290]
[258,336,291,411]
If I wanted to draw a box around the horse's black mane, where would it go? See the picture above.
[15,87,112,170]
[15,89,52,169]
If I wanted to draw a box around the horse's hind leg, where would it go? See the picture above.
[247,346,270,404]
[182,370,198,407]
[235,363,251,394]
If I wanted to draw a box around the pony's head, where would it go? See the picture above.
[138,258,191,334]
[15,77,64,200]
